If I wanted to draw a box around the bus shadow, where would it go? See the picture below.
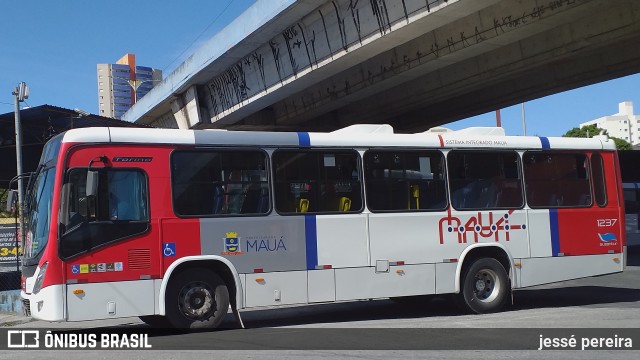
[234,297,459,329]
[238,285,640,329]
[511,285,640,311]
[88,246,640,334]
[628,245,640,266]
[80,283,640,336]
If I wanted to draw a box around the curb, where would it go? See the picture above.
[0,313,33,327]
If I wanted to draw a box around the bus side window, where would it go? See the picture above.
[107,171,148,221]
[273,150,363,214]
[364,150,447,212]
[171,150,269,216]
[524,152,592,208]
[59,168,149,259]
[591,152,607,207]
[447,151,523,210]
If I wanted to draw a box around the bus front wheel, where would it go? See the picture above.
[457,257,509,314]
[165,268,230,329]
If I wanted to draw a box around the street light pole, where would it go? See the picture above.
[12,82,29,243]
[112,76,160,104]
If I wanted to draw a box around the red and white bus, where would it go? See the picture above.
[21,124,626,329]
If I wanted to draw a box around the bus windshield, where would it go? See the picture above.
[23,133,62,265]
[23,167,56,264]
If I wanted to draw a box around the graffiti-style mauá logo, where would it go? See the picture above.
[438,209,526,244]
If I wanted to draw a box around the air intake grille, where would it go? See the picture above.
[128,249,151,270]
[22,299,31,316]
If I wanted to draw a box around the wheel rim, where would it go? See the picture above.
[178,281,215,320]
[472,268,501,303]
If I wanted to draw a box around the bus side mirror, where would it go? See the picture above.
[86,170,99,197]
[5,190,17,213]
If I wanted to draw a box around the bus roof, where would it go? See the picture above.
[60,125,616,151]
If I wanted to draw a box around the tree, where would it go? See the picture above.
[611,137,633,150]
[562,125,632,150]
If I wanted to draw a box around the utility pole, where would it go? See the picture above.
[12,82,29,244]
[521,102,527,136]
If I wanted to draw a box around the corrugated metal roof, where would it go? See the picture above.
[0,105,149,188]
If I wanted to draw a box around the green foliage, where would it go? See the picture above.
[563,124,600,138]
[611,137,633,150]
[562,125,633,150]
[0,188,16,218]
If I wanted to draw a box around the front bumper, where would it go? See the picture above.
[21,284,65,321]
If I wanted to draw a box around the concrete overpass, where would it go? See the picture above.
[122,0,640,133]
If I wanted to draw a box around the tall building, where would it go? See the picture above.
[97,54,162,119]
[580,101,640,146]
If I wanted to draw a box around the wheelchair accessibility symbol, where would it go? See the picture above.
[163,243,176,257]
[71,264,80,274]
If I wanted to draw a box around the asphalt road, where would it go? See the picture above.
[3,247,639,359]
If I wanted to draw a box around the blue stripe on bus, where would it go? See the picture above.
[549,209,560,256]
[305,215,318,270]
[297,132,310,148]
[539,137,550,149]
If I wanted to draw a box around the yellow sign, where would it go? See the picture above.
[0,247,19,257]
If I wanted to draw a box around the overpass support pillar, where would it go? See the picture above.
[171,86,204,129]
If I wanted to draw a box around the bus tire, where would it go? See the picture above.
[457,257,509,314]
[165,268,230,329]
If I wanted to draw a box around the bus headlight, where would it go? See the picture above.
[32,262,48,294]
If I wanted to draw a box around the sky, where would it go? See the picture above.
[1,0,639,138]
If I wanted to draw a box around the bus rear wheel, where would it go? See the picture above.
[457,257,509,314]
[165,268,229,329]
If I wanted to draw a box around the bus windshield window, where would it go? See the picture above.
[39,133,62,164]
[24,167,56,261]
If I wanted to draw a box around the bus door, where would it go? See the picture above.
[364,150,451,297]
[59,148,162,320]
[269,150,370,304]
